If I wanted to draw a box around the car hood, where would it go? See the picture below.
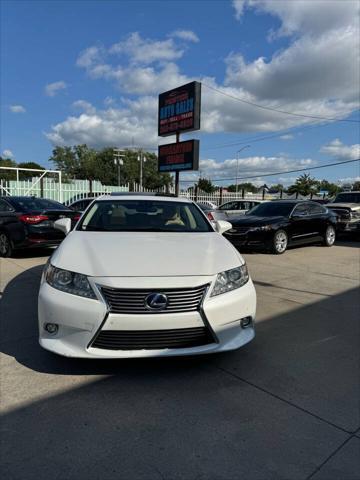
[230,215,285,227]
[327,203,360,210]
[51,231,243,277]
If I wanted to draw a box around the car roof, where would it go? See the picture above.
[97,193,192,203]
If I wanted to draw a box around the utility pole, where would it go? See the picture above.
[113,148,125,187]
[235,145,251,196]
[137,151,147,191]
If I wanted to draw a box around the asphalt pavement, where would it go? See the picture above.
[0,241,359,480]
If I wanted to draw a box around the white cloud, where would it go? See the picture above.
[279,134,294,140]
[2,149,14,158]
[337,176,360,185]
[169,30,199,43]
[232,0,246,20]
[72,100,96,115]
[233,1,359,37]
[109,32,184,65]
[180,155,316,183]
[76,46,104,68]
[9,105,26,113]
[321,139,360,160]
[45,81,67,97]
[46,97,159,148]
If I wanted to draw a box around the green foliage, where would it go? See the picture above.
[352,181,360,191]
[317,179,341,197]
[17,162,45,179]
[49,145,172,189]
[287,174,319,196]
[197,177,216,193]
[0,157,17,180]
[227,182,258,193]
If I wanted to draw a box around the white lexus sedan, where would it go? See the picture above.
[38,194,256,358]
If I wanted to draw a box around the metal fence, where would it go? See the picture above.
[0,177,329,205]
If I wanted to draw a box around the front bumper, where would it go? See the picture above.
[224,230,271,249]
[336,220,360,233]
[38,275,256,358]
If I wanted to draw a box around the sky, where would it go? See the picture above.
[1,0,360,187]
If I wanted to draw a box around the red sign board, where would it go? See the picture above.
[158,81,201,137]
[158,140,199,172]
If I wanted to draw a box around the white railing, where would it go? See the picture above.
[0,177,324,205]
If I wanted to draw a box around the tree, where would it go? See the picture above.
[317,179,341,197]
[197,177,216,193]
[0,157,17,181]
[227,182,257,193]
[270,183,284,192]
[352,181,360,191]
[287,174,319,196]
[49,144,172,188]
[17,162,45,179]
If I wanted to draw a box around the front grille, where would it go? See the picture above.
[101,285,208,314]
[91,327,214,350]
[230,226,249,235]
[328,208,351,220]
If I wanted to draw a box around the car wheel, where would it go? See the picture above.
[0,232,13,257]
[272,229,288,254]
[323,225,336,247]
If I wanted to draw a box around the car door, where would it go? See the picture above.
[288,203,313,243]
[307,202,328,238]
[0,199,26,245]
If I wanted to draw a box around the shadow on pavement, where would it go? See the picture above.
[0,265,359,479]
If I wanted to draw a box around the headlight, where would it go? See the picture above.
[45,264,96,299]
[351,211,360,219]
[248,225,272,232]
[211,265,249,297]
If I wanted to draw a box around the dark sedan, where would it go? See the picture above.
[0,196,80,257]
[223,200,337,254]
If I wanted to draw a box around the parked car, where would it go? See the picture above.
[38,194,256,358]
[0,196,81,257]
[0,211,26,257]
[326,191,360,236]
[196,200,218,210]
[68,197,95,212]
[214,200,264,221]
[223,200,337,254]
[196,202,218,222]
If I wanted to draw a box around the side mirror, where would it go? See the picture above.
[54,217,72,235]
[215,220,232,235]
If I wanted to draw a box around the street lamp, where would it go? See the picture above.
[235,145,251,195]
[137,151,147,191]
[113,148,125,187]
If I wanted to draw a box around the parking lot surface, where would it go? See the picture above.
[1,241,359,480]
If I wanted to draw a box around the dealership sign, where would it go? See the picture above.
[158,140,199,172]
[158,81,201,137]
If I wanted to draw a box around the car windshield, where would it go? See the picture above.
[333,193,360,203]
[78,200,213,232]
[9,197,69,212]
[247,202,295,217]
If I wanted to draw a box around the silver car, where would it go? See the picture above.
[213,200,264,221]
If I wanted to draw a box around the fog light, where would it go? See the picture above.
[240,316,252,328]
[44,323,58,335]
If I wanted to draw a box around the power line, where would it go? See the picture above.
[203,83,360,124]
[179,158,360,183]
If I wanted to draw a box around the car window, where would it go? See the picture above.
[78,200,213,232]
[247,202,294,217]
[0,199,14,212]
[219,202,237,210]
[9,197,69,212]
[293,204,310,216]
[308,203,326,215]
[334,193,360,203]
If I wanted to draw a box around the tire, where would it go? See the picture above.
[323,225,336,247]
[271,229,288,254]
[0,232,13,257]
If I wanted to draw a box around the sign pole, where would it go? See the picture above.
[175,132,180,196]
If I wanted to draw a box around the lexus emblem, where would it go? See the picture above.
[145,293,168,311]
